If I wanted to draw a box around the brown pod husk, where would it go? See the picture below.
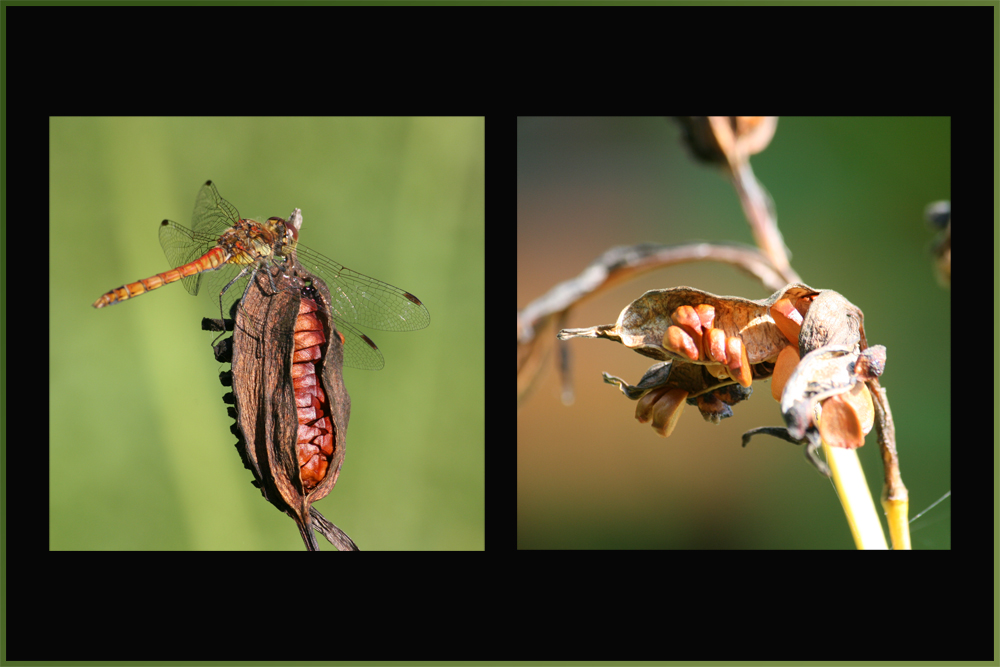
[798,289,866,356]
[559,283,820,368]
[231,261,356,551]
[780,344,886,441]
[560,283,884,465]
[603,360,755,424]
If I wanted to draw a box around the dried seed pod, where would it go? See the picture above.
[559,283,821,369]
[744,340,885,475]
[798,290,864,355]
[777,342,882,445]
[230,263,356,551]
[604,361,754,430]
[560,283,883,468]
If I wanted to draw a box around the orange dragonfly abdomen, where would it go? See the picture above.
[92,246,231,308]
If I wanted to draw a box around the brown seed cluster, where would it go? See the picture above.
[292,296,337,491]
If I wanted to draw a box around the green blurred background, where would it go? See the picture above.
[53,117,484,550]
[517,117,950,549]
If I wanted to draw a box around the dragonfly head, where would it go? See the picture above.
[286,208,303,243]
[268,211,300,245]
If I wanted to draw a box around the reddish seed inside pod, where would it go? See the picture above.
[694,303,716,330]
[649,388,689,437]
[770,298,804,345]
[292,296,335,492]
[634,386,666,424]
[725,336,751,387]
[705,327,727,363]
[665,325,700,361]
[770,345,800,401]
[818,393,864,449]
[672,305,705,359]
[673,305,703,336]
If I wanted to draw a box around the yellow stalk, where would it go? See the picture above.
[824,442,888,550]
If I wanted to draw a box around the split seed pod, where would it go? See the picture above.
[779,344,885,447]
[604,357,755,432]
[559,283,819,371]
[560,283,884,474]
[560,284,820,437]
[230,262,356,551]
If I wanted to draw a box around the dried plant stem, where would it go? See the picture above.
[869,380,910,550]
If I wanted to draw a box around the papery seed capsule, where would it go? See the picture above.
[229,266,355,551]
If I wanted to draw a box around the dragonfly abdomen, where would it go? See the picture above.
[92,246,232,308]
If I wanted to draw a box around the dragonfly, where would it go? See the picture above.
[94,180,429,370]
